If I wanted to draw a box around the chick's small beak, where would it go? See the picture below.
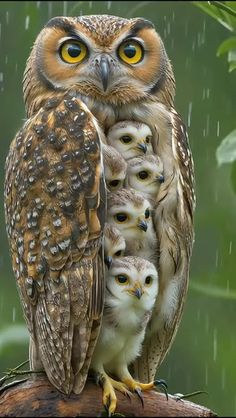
[137,142,147,154]
[138,220,148,232]
[99,55,110,92]
[130,282,144,299]
[157,174,165,183]
[104,255,112,269]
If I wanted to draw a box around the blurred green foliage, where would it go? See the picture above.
[0,2,236,416]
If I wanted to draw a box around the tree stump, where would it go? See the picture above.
[0,375,217,417]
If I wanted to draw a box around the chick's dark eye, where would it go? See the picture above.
[115,213,128,222]
[116,275,128,284]
[146,136,152,144]
[138,171,149,180]
[109,180,120,188]
[145,276,153,286]
[114,250,122,257]
[121,136,132,144]
[145,209,150,219]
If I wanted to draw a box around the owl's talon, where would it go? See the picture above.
[134,387,144,408]
[154,379,168,400]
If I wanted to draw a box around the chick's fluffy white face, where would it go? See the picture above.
[107,197,151,239]
[107,121,153,160]
[106,257,158,312]
[127,155,164,197]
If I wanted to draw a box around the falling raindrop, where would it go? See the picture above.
[187,101,192,128]
[213,328,217,362]
[0,72,3,82]
[89,1,93,9]
[206,88,210,99]
[5,55,8,65]
[25,15,30,31]
[216,120,220,137]
[206,114,210,136]
[63,1,67,16]
[6,11,9,25]
[36,1,41,8]
[12,307,16,323]
[167,21,171,36]
[107,1,111,10]
[48,2,52,18]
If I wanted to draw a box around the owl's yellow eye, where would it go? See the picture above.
[60,41,87,64]
[115,275,129,285]
[118,40,143,65]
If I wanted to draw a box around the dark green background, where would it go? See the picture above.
[0,2,235,416]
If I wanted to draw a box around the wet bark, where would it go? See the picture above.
[0,375,217,417]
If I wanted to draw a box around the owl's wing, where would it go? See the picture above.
[4,91,106,394]
[133,107,195,382]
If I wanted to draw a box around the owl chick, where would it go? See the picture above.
[125,155,164,205]
[107,121,153,160]
[102,144,127,192]
[103,223,126,269]
[107,188,158,263]
[90,256,159,415]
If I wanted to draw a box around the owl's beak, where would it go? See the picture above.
[137,220,148,232]
[104,255,113,269]
[129,282,144,299]
[99,55,110,92]
[137,142,147,154]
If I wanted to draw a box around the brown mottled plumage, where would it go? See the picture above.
[4,13,195,411]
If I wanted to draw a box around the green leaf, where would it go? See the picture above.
[217,37,236,56]
[192,1,235,31]
[229,60,236,71]
[216,129,236,165]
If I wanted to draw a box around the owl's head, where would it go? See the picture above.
[126,154,164,198]
[107,121,153,160]
[24,14,175,115]
[107,188,151,239]
[102,143,127,192]
[104,223,126,269]
[105,256,158,312]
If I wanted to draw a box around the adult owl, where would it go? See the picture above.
[4,14,195,397]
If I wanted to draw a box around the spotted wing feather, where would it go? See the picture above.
[4,91,105,394]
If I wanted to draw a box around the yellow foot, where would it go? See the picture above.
[122,377,168,406]
[98,373,132,416]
